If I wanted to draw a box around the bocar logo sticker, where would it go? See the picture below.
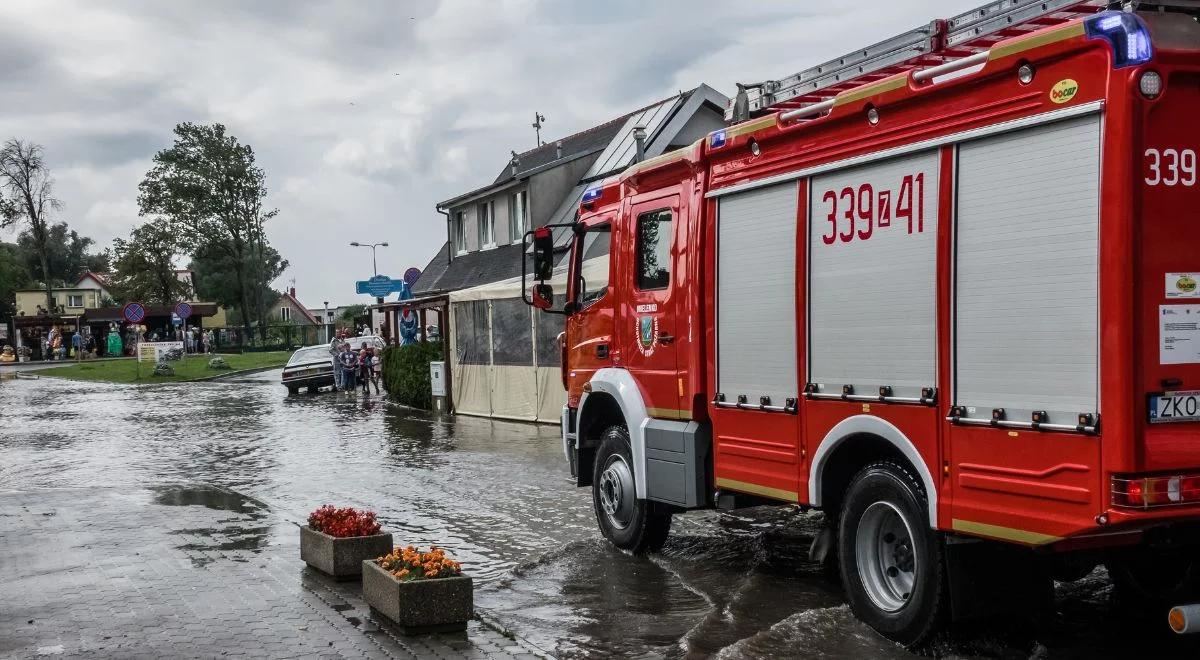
[1050,79,1079,104]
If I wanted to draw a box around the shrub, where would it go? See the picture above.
[207,356,231,370]
[152,362,175,377]
[381,341,443,409]
[307,505,382,538]
[376,545,462,581]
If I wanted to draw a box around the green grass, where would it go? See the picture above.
[42,351,293,384]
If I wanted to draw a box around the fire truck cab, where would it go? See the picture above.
[525,1,1200,644]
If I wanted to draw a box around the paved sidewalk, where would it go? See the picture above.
[0,487,551,659]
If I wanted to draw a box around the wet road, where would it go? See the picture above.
[2,370,1197,658]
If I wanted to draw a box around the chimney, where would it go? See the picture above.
[555,140,563,160]
[289,286,296,298]
[633,125,647,162]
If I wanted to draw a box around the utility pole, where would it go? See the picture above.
[532,112,546,146]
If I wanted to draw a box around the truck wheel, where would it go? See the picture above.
[287,386,299,395]
[592,425,671,553]
[1107,548,1200,606]
[838,461,944,647]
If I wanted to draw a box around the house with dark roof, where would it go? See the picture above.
[390,85,729,423]
[412,84,729,297]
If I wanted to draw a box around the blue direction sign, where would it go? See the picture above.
[174,302,192,319]
[122,302,146,324]
[356,275,406,297]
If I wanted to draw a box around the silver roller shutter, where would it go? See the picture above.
[808,151,940,398]
[716,182,799,405]
[954,114,1100,423]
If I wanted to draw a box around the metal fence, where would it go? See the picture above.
[208,324,337,352]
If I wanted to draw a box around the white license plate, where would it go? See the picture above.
[1150,390,1200,424]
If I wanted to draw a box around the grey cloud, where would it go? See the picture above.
[0,0,984,306]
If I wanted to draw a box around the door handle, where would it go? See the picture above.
[658,333,675,345]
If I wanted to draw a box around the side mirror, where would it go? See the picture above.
[532,227,554,281]
[531,283,554,310]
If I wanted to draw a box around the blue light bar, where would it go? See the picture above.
[1085,10,1153,69]
[581,186,603,205]
[709,129,728,149]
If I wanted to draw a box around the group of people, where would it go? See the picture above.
[328,335,381,394]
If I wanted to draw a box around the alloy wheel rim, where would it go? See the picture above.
[855,501,918,613]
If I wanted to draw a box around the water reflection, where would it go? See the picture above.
[5,372,1200,657]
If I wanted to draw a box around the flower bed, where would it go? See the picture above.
[363,546,473,634]
[300,505,392,580]
[308,505,382,538]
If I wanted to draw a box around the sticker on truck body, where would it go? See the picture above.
[1161,305,1200,365]
[1167,273,1200,298]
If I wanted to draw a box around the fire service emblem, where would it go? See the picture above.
[637,315,659,357]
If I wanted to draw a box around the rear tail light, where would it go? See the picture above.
[1113,473,1200,508]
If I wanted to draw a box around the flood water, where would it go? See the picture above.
[2,370,1198,658]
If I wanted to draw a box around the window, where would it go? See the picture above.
[67,294,84,308]
[280,306,292,322]
[577,224,611,307]
[509,190,527,244]
[453,211,467,255]
[478,200,496,249]
[636,209,672,290]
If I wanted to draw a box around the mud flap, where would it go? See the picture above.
[945,537,1054,621]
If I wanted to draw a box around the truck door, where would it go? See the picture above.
[619,195,684,419]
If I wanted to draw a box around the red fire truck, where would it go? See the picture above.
[524,0,1200,644]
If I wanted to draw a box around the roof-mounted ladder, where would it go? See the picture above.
[727,0,1111,122]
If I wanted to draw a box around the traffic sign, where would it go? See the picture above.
[355,274,406,297]
[174,302,192,318]
[122,302,146,324]
[171,313,182,326]
[403,267,422,286]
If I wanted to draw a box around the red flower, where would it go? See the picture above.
[307,505,383,538]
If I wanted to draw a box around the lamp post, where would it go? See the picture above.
[350,241,389,334]
[349,241,388,277]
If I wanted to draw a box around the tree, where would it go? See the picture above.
[339,304,366,323]
[189,242,287,320]
[138,123,285,342]
[0,242,30,320]
[15,222,109,286]
[109,221,190,306]
[0,139,61,311]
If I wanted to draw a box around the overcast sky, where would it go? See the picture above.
[0,0,981,307]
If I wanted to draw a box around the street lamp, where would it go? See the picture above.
[349,241,389,277]
[350,241,389,335]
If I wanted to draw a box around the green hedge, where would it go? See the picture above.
[381,342,444,409]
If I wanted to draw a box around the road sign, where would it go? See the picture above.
[403,267,422,286]
[174,302,192,318]
[122,302,146,324]
[355,275,406,297]
[171,313,182,326]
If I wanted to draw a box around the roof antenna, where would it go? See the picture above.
[532,112,546,146]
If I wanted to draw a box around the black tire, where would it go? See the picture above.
[307,385,319,394]
[838,461,945,647]
[592,425,671,553]
[287,386,299,395]
[1107,547,1200,607]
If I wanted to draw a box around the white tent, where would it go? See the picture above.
[447,258,606,423]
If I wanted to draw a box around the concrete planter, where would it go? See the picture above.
[299,526,392,580]
[362,560,473,634]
